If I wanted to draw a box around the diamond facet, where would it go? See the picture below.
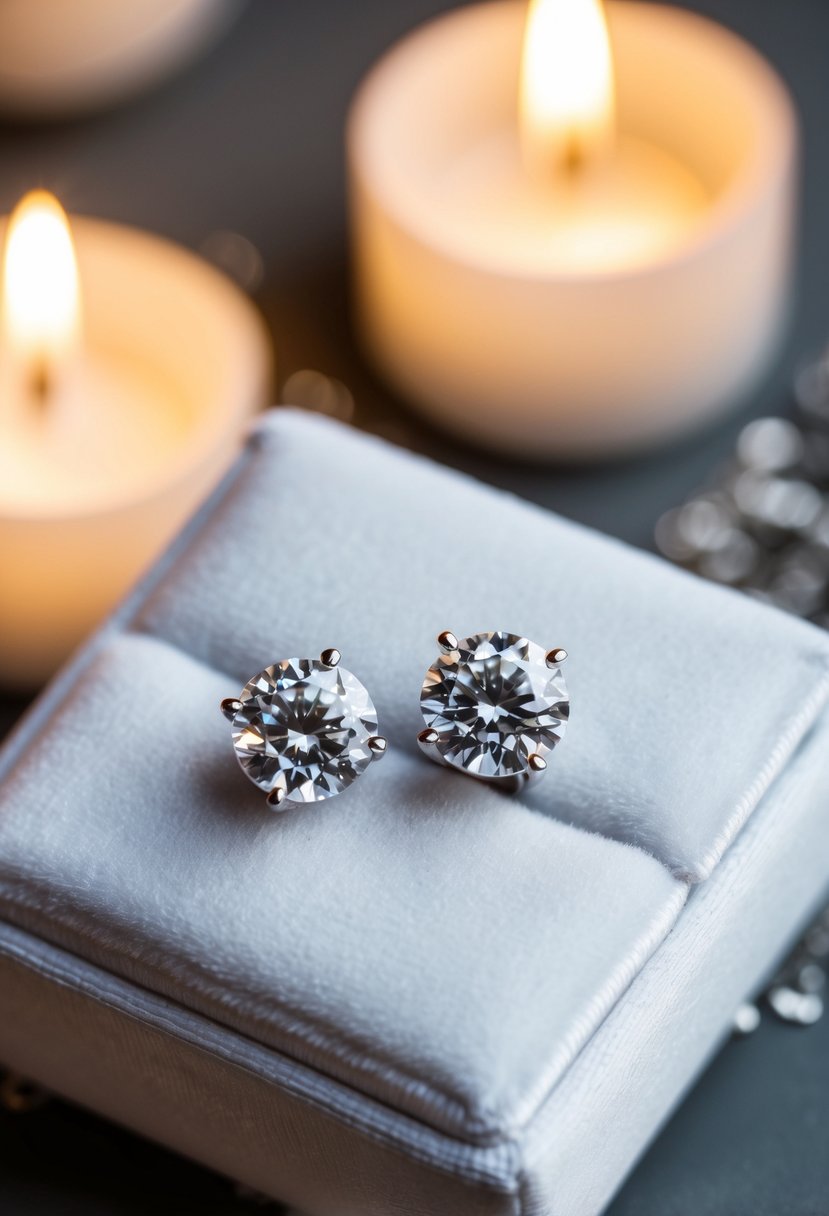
[420,631,569,780]
[230,659,378,805]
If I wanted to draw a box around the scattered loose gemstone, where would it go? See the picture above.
[230,659,378,804]
[732,1002,761,1037]
[420,631,569,779]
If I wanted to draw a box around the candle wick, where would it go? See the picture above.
[29,356,53,411]
[560,133,586,178]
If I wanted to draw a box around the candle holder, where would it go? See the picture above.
[348,0,798,459]
[0,212,272,690]
[0,0,242,118]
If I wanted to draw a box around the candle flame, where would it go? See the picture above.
[2,190,81,399]
[520,0,615,179]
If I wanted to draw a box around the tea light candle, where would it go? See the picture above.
[349,0,798,459]
[0,192,271,690]
[0,0,241,118]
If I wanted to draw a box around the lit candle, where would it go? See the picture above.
[469,0,708,273]
[0,192,271,690]
[349,0,797,458]
[0,0,241,118]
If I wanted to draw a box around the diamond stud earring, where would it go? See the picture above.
[221,649,386,810]
[417,631,569,793]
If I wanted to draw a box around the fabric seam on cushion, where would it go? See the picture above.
[0,613,694,1148]
[496,873,688,1138]
[0,788,683,1148]
[690,662,829,882]
[0,920,523,1193]
[0,840,687,1149]
[0,870,480,1140]
[516,709,829,1214]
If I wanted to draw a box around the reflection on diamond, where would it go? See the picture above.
[231,659,378,804]
[420,631,569,779]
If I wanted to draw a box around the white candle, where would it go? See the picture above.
[0,0,241,118]
[440,129,707,273]
[0,192,271,690]
[348,0,797,459]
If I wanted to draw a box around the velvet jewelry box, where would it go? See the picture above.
[1,411,829,1216]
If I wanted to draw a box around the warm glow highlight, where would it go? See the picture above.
[2,190,81,372]
[520,0,615,178]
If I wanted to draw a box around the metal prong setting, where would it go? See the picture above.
[267,786,287,809]
[528,753,547,773]
[437,630,459,653]
[221,697,242,721]
[417,727,440,750]
[368,735,387,759]
[546,648,568,667]
[320,648,341,668]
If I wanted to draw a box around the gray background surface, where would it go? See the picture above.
[0,1,827,1212]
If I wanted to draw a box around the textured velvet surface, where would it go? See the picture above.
[0,927,518,1216]
[0,630,685,1140]
[521,708,829,1216]
[0,706,826,1215]
[1,411,828,1214]
[137,411,829,881]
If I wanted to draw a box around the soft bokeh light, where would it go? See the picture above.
[281,368,355,423]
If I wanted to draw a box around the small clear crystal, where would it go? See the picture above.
[420,631,569,779]
[231,659,378,804]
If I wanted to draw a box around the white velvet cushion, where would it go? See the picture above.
[1,708,827,1215]
[0,630,685,1140]
[137,410,829,881]
[0,409,827,1188]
